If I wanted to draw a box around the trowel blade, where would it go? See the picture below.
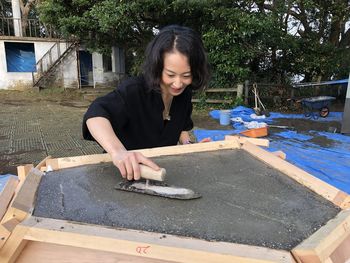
[114,180,201,200]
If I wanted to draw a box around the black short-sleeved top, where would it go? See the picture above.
[82,76,193,150]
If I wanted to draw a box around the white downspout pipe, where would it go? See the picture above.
[341,73,350,134]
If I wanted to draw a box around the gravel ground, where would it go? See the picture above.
[0,89,343,174]
[0,89,228,174]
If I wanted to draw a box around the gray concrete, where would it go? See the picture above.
[33,150,340,250]
[0,101,103,174]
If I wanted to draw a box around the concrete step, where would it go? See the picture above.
[79,87,114,94]
[81,87,114,102]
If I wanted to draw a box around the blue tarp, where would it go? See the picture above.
[322,79,348,85]
[293,78,348,88]
[0,174,16,192]
[268,131,350,193]
[194,106,350,194]
[5,42,36,72]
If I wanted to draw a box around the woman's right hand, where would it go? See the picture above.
[86,117,160,181]
[111,150,160,181]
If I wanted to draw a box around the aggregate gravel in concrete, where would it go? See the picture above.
[33,149,340,250]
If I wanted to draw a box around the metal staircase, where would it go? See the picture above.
[32,41,78,88]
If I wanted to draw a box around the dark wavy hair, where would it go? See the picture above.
[142,25,210,91]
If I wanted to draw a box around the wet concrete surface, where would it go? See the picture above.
[34,149,340,250]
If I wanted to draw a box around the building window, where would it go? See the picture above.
[103,54,112,72]
[5,42,36,72]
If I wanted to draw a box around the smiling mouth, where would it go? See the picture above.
[171,87,184,93]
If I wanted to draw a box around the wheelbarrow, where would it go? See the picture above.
[301,96,336,119]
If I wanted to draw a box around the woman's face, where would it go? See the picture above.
[160,51,192,97]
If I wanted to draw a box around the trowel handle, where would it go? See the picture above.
[140,164,166,181]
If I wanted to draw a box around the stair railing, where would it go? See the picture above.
[32,41,76,87]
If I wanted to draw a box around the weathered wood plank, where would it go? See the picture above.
[241,141,350,209]
[0,218,20,249]
[205,88,237,93]
[21,217,295,263]
[16,241,175,263]
[191,98,232,104]
[16,164,33,183]
[292,210,350,263]
[45,140,241,171]
[225,135,270,147]
[0,223,29,263]
[0,176,18,221]
[11,168,43,213]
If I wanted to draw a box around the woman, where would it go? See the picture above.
[83,25,210,180]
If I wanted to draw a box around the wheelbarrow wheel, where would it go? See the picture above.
[320,107,329,118]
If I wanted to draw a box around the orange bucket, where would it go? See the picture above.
[240,126,268,138]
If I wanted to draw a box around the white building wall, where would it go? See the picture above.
[0,40,78,90]
[62,49,79,89]
[0,39,124,90]
[0,40,34,89]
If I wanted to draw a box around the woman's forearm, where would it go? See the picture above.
[86,117,125,155]
[86,117,160,180]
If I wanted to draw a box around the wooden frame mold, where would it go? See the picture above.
[1,137,349,263]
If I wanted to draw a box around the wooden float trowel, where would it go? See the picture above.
[114,165,201,200]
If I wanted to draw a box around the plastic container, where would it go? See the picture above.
[219,110,231,125]
[240,126,268,138]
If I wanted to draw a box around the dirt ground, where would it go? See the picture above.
[0,88,235,128]
[0,88,343,130]
[0,89,344,175]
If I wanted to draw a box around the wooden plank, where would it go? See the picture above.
[15,165,35,210]
[0,218,20,249]
[45,154,111,171]
[20,217,295,263]
[16,164,34,182]
[241,141,350,209]
[191,99,232,104]
[1,208,28,225]
[271,150,287,160]
[205,88,237,93]
[35,156,52,170]
[16,241,175,263]
[225,135,270,147]
[329,234,350,263]
[0,176,18,221]
[1,168,43,225]
[11,168,43,213]
[0,223,29,263]
[45,140,241,171]
[292,210,350,263]
[139,139,241,157]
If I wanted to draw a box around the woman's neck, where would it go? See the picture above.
[161,88,174,121]
[160,85,173,105]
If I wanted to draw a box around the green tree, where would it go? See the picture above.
[260,0,350,81]
[37,0,349,85]
[202,4,286,86]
